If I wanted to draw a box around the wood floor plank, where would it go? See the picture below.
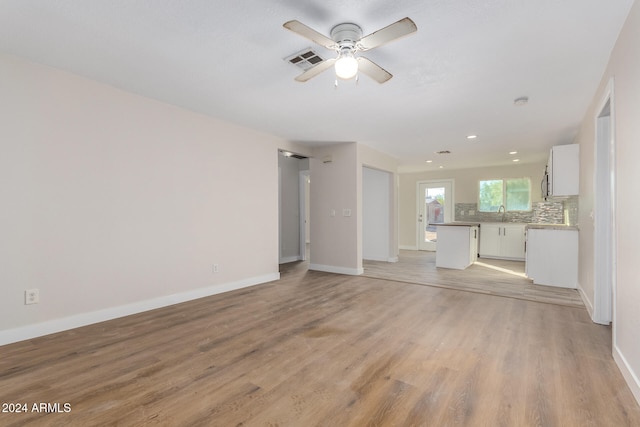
[1,264,639,426]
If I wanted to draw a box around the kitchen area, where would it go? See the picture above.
[433,144,580,290]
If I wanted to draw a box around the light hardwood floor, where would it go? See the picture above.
[1,262,639,426]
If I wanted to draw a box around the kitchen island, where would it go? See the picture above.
[435,222,480,270]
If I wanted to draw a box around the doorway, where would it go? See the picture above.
[417,180,453,251]
[593,80,615,325]
[278,150,309,264]
[363,167,393,261]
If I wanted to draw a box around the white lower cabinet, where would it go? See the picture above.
[479,223,526,260]
[526,228,578,288]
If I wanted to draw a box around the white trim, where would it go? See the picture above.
[609,79,617,333]
[399,245,418,251]
[362,255,398,263]
[299,170,310,261]
[593,78,615,326]
[363,256,388,262]
[278,165,282,261]
[0,273,279,346]
[308,263,364,276]
[613,345,640,405]
[577,283,594,317]
[279,255,302,263]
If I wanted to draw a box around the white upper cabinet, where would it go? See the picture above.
[545,144,579,197]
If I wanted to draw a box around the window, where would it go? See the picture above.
[479,178,531,212]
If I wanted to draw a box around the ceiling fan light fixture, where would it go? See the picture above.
[335,49,358,80]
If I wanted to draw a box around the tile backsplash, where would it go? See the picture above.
[455,198,577,224]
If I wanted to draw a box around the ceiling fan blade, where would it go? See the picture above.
[283,20,337,50]
[295,58,336,82]
[357,17,417,51]
[357,57,392,83]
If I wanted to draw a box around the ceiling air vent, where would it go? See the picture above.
[279,150,308,159]
[435,150,451,155]
[285,48,324,71]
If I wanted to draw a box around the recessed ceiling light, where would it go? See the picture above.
[514,96,529,106]
[425,160,433,163]
[439,165,444,169]
[512,159,520,162]
[467,135,477,140]
[509,151,518,155]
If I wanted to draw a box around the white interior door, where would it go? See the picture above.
[417,180,453,251]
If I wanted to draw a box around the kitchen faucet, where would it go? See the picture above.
[497,205,506,222]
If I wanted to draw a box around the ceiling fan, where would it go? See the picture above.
[283,17,417,84]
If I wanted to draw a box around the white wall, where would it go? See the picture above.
[363,167,391,261]
[308,143,398,275]
[0,53,287,344]
[309,143,361,275]
[574,0,640,403]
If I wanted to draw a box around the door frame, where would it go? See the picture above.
[593,78,616,326]
[416,179,454,251]
[299,170,310,261]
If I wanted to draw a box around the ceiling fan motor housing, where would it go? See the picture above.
[330,23,363,49]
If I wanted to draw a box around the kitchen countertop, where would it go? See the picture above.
[435,222,578,230]
[525,223,579,231]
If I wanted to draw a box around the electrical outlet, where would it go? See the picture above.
[213,264,219,273]
[25,289,39,305]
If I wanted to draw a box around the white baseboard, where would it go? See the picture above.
[399,245,418,251]
[363,255,386,262]
[308,263,363,276]
[362,255,399,263]
[577,282,595,318]
[279,255,301,264]
[613,344,640,406]
[0,273,280,347]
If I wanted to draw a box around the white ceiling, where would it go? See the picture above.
[0,0,634,172]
